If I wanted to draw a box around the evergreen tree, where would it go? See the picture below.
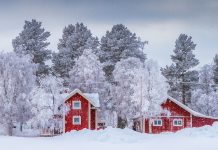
[213,54,218,85]
[99,24,146,82]
[12,19,51,77]
[161,34,199,105]
[52,23,99,78]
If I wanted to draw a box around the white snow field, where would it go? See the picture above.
[1,123,218,150]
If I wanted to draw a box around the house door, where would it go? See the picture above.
[90,109,96,130]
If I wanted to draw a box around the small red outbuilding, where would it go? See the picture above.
[63,89,100,133]
[133,97,218,134]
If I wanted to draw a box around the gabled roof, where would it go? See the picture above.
[166,96,218,119]
[64,89,100,107]
[83,93,100,107]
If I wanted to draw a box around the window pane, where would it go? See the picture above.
[154,120,157,125]
[74,102,80,107]
[74,118,79,123]
[73,101,81,109]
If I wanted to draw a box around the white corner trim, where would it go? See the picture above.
[148,119,152,133]
[142,117,144,133]
[63,108,65,133]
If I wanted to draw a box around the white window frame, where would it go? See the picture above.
[72,116,81,125]
[173,119,183,126]
[152,119,162,126]
[72,101,81,110]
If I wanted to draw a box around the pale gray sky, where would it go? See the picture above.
[0,0,218,66]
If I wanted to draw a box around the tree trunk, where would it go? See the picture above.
[182,85,186,104]
[117,116,127,129]
[20,122,23,132]
[8,121,14,136]
[181,74,186,105]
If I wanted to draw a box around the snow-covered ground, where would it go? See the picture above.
[1,123,218,150]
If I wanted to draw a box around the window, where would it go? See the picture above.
[173,119,183,126]
[72,101,81,109]
[72,116,81,125]
[153,119,162,126]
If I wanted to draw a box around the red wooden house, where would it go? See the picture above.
[63,89,100,133]
[133,96,218,134]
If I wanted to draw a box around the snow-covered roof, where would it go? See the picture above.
[166,96,218,119]
[64,89,100,108]
[84,93,100,108]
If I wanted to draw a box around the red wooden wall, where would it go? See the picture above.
[91,109,96,130]
[161,99,190,116]
[146,117,192,134]
[192,116,218,127]
[142,99,218,134]
[144,99,192,133]
[65,93,89,132]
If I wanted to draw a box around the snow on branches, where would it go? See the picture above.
[0,53,37,135]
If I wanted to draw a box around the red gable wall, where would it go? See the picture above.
[65,93,89,132]
[161,99,190,117]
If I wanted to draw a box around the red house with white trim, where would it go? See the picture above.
[133,97,218,134]
[63,89,100,133]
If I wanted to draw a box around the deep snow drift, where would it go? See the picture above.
[1,123,218,150]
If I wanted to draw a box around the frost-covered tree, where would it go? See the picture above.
[68,48,105,93]
[100,24,146,81]
[0,53,36,135]
[113,57,144,128]
[52,23,99,78]
[30,75,65,131]
[68,49,109,124]
[191,65,218,117]
[142,60,168,117]
[39,75,65,114]
[111,58,167,128]
[213,54,218,85]
[12,19,51,77]
[161,34,199,105]
[198,65,214,94]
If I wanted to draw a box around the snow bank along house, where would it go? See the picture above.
[133,97,218,134]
